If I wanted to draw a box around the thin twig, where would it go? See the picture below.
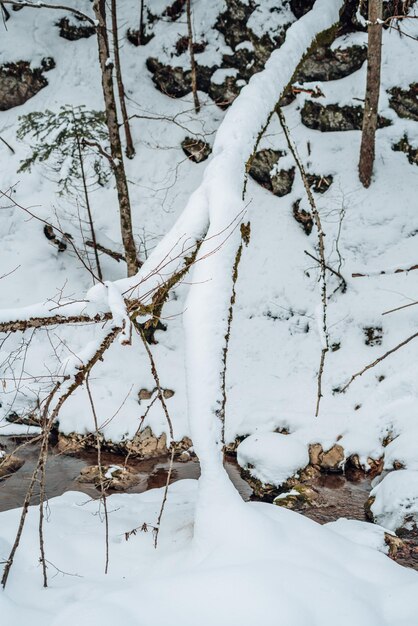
[1,0,95,25]
[341,331,418,392]
[85,374,109,574]
[352,262,418,278]
[304,250,347,295]
[0,135,15,154]
[382,300,418,316]
[135,322,174,547]
[277,107,329,417]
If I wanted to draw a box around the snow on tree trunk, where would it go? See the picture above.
[358,0,383,188]
[182,0,345,551]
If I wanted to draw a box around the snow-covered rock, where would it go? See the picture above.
[237,432,309,487]
[369,469,418,531]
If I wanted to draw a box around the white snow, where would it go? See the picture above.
[370,469,418,532]
[237,432,309,487]
[1,481,418,626]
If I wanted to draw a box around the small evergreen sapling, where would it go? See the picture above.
[17,105,111,281]
[17,105,110,195]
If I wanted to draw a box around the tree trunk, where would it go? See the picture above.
[138,0,145,45]
[186,0,200,114]
[93,0,139,277]
[358,0,383,188]
[111,0,135,159]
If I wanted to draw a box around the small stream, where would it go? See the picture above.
[1,435,418,570]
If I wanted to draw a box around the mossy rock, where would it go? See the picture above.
[249,149,295,197]
[57,16,95,40]
[0,454,25,480]
[274,484,320,509]
[393,134,418,166]
[296,44,366,83]
[0,60,54,111]
[301,100,391,132]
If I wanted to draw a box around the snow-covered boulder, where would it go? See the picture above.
[367,470,418,532]
[237,432,309,489]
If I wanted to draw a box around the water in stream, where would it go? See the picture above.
[1,435,418,570]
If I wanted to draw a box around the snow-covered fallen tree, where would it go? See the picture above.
[0,0,345,556]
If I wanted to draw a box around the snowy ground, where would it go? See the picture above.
[0,1,417,470]
[1,480,418,626]
[1,0,418,620]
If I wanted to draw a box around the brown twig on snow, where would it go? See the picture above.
[340,330,418,393]
[0,189,103,283]
[352,263,418,278]
[277,107,329,417]
[0,0,95,24]
[382,300,418,316]
[304,250,347,295]
[0,135,15,154]
[135,322,174,547]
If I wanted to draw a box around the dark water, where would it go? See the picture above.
[1,435,417,570]
[0,435,252,512]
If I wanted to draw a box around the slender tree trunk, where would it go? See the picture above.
[93,0,138,277]
[138,0,144,45]
[186,0,200,114]
[75,130,103,281]
[358,0,383,188]
[111,0,135,159]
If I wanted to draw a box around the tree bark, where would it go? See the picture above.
[358,0,383,188]
[186,0,200,114]
[93,0,139,277]
[111,0,135,159]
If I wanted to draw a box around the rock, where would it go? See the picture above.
[0,60,54,111]
[301,100,391,132]
[289,0,315,18]
[321,444,345,472]
[240,471,279,500]
[208,75,242,108]
[78,464,139,491]
[126,427,168,459]
[298,464,321,482]
[384,533,406,559]
[367,470,418,532]
[58,429,190,460]
[175,36,206,56]
[274,484,319,509]
[389,83,418,121]
[249,149,295,197]
[163,0,186,21]
[292,199,313,235]
[296,45,367,83]
[5,411,41,427]
[306,173,333,194]
[364,326,383,346]
[215,0,254,50]
[393,134,418,166]
[309,443,323,467]
[57,16,95,40]
[146,57,213,99]
[0,453,25,480]
[57,432,101,455]
[127,28,154,47]
[181,137,212,163]
[138,388,153,401]
[365,495,376,522]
